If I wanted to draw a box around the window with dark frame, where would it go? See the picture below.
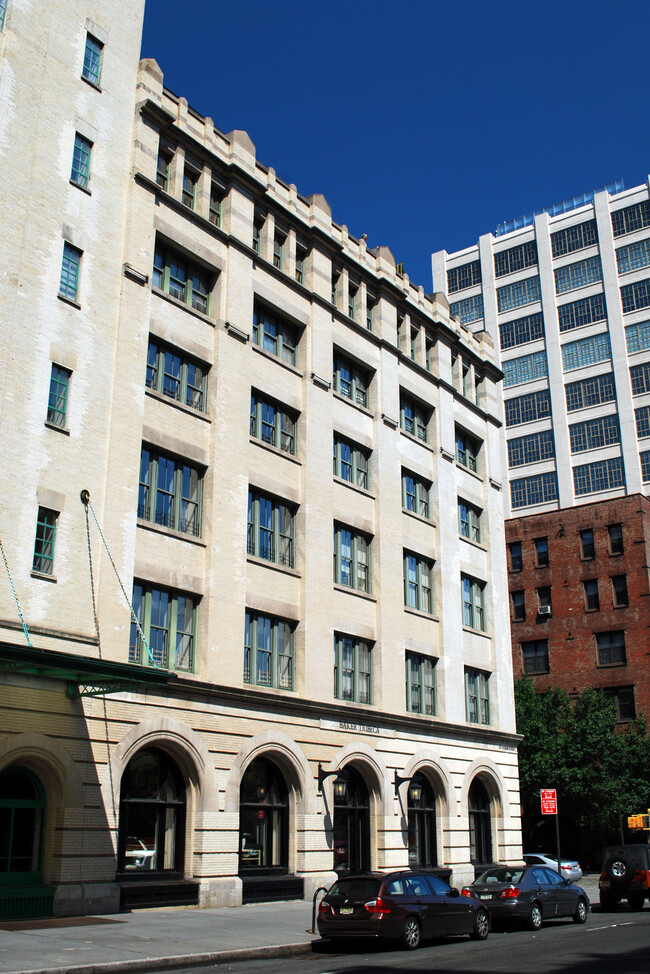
[247,489,295,568]
[583,579,600,611]
[402,470,430,518]
[138,447,203,537]
[611,574,629,607]
[250,392,297,455]
[608,523,623,555]
[580,528,595,559]
[333,434,369,489]
[511,590,525,622]
[32,507,58,575]
[47,364,71,428]
[333,523,371,593]
[71,133,92,189]
[596,630,626,666]
[130,583,197,671]
[334,633,372,703]
[534,537,548,567]
[244,610,294,690]
[146,338,207,412]
[508,541,523,572]
[603,686,636,721]
[405,653,436,715]
[82,33,102,86]
[522,640,549,674]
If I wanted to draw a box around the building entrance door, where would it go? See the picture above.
[332,767,370,874]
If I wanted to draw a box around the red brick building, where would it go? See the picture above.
[506,494,650,720]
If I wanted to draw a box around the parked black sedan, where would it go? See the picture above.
[317,870,490,950]
[462,864,589,930]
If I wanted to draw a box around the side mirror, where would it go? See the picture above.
[447,887,460,898]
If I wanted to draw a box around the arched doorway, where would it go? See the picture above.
[332,766,370,874]
[0,765,53,919]
[239,757,289,874]
[407,772,437,868]
[117,748,186,877]
[468,778,492,866]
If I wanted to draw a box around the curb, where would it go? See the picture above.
[7,940,316,974]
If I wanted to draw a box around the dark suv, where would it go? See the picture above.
[599,844,650,911]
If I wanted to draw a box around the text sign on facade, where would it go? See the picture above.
[541,788,557,815]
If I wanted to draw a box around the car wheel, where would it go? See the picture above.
[573,898,588,924]
[605,854,633,883]
[599,891,618,912]
[400,916,421,950]
[527,902,542,930]
[627,895,644,911]
[470,907,490,940]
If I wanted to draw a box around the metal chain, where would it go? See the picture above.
[0,536,32,647]
[81,491,157,667]
[84,503,103,660]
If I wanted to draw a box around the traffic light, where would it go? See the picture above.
[627,813,650,830]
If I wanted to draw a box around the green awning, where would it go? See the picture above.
[0,642,176,697]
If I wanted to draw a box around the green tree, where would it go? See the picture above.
[515,677,650,848]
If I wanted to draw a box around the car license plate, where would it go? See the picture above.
[340,907,353,915]
[480,894,492,901]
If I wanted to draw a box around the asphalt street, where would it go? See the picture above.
[173,909,650,974]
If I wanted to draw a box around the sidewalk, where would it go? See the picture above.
[0,876,601,974]
[0,899,318,974]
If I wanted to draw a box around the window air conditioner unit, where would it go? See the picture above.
[538,605,552,616]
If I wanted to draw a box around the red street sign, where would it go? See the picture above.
[541,788,557,815]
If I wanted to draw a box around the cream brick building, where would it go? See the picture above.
[0,0,521,918]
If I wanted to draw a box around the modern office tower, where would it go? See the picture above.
[433,178,650,518]
[0,2,520,918]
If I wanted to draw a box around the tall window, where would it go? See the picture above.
[250,393,296,455]
[461,574,485,631]
[508,541,523,572]
[252,212,264,254]
[70,134,92,189]
[334,634,372,703]
[0,0,7,31]
[348,280,358,320]
[458,499,481,542]
[333,523,370,592]
[630,361,650,395]
[400,394,429,441]
[534,537,549,566]
[118,749,185,874]
[138,448,202,536]
[82,33,102,85]
[583,579,600,611]
[455,427,481,472]
[59,242,81,301]
[596,630,626,666]
[511,590,525,622]
[465,669,490,725]
[247,490,294,568]
[239,758,289,872]
[130,583,197,671]
[32,508,57,575]
[401,470,430,518]
[146,338,207,412]
[333,353,369,407]
[295,242,307,285]
[522,640,549,674]
[209,183,223,227]
[47,364,70,427]
[612,575,629,607]
[468,778,492,863]
[405,653,436,716]
[273,227,286,270]
[182,167,198,209]
[580,528,595,559]
[0,766,46,887]
[403,552,433,613]
[366,292,376,330]
[244,611,294,689]
[604,686,636,722]
[156,143,173,190]
[608,523,624,555]
[636,405,650,438]
[333,434,369,488]
[153,244,211,314]
[252,304,298,365]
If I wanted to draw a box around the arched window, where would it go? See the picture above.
[469,778,492,865]
[407,773,437,867]
[239,757,288,873]
[0,766,46,886]
[332,766,370,874]
[117,748,186,876]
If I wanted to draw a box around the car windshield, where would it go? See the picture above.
[327,878,381,899]
[475,868,524,884]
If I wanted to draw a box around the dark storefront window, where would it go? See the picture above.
[239,757,289,873]
[118,748,186,875]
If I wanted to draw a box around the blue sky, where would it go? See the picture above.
[141,0,650,290]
